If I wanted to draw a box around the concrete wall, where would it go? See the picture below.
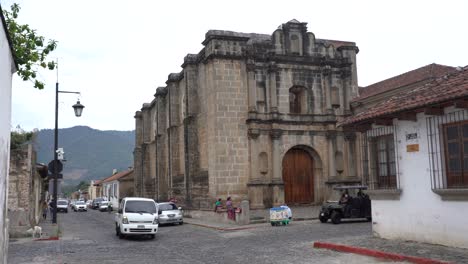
[372,107,468,249]
[0,10,16,262]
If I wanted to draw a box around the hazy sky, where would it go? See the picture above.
[3,0,468,131]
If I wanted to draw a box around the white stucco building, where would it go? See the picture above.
[101,169,134,209]
[343,64,468,248]
[0,4,17,263]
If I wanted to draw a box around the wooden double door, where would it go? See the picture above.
[282,148,314,204]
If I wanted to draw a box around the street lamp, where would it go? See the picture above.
[51,82,85,224]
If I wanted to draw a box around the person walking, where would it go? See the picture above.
[42,200,48,220]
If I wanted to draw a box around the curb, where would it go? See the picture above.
[186,222,258,231]
[313,242,452,264]
[34,236,59,241]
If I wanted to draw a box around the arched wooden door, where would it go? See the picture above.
[282,148,314,204]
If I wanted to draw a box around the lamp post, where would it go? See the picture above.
[51,81,84,224]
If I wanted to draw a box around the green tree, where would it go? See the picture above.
[10,126,34,150]
[2,3,57,89]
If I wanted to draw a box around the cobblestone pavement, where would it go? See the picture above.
[9,210,409,264]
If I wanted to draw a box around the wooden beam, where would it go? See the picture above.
[454,99,468,109]
[398,112,417,122]
[374,118,393,126]
[424,107,444,116]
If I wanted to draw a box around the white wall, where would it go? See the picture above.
[103,180,119,209]
[0,17,15,264]
[372,109,468,249]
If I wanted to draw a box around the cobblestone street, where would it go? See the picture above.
[7,209,407,264]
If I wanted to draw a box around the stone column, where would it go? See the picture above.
[268,63,278,113]
[271,129,284,206]
[326,131,337,179]
[247,61,257,113]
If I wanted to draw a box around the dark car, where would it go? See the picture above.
[319,185,371,224]
[92,197,105,209]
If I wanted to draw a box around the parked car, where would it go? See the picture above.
[99,201,110,212]
[74,201,87,212]
[319,185,371,224]
[157,202,183,225]
[86,200,92,208]
[57,199,69,213]
[115,197,159,239]
[92,197,105,209]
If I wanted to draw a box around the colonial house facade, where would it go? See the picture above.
[101,169,134,209]
[342,64,468,249]
[134,20,360,209]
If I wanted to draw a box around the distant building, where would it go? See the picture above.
[0,3,18,262]
[87,180,100,200]
[342,64,468,248]
[101,169,134,209]
[134,20,360,209]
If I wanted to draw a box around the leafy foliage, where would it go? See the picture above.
[10,127,34,150]
[3,3,57,89]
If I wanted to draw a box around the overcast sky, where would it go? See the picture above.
[3,0,468,131]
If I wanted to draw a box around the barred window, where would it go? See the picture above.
[374,135,397,188]
[443,121,468,188]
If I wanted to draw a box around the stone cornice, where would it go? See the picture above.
[166,72,184,83]
[155,87,168,97]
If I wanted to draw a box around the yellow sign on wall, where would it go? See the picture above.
[407,144,419,152]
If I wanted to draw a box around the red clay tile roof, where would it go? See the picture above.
[355,63,456,101]
[101,169,133,183]
[341,65,468,126]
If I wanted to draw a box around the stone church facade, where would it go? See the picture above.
[134,20,360,209]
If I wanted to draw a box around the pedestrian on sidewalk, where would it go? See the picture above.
[226,197,235,221]
[42,200,48,220]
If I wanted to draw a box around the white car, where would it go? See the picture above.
[99,201,110,212]
[74,201,87,212]
[115,197,159,239]
[56,199,69,213]
[157,202,183,225]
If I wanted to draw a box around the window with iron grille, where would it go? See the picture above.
[427,109,468,190]
[361,126,399,190]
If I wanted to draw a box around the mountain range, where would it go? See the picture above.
[35,126,135,185]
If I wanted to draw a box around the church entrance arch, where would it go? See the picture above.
[282,147,314,204]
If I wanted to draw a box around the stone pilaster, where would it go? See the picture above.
[247,61,257,113]
[268,63,278,113]
[326,131,337,178]
[270,129,284,207]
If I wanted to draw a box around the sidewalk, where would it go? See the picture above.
[315,235,468,264]
[35,218,61,240]
[250,205,321,222]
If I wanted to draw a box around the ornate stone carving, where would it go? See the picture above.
[344,132,356,141]
[248,129,260,139]
[270,129,282,140]
[325,131,336,140]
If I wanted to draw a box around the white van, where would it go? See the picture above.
[115,197,159,239]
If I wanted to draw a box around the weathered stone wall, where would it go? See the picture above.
[8,144,43,238]
[134,19,360,210]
